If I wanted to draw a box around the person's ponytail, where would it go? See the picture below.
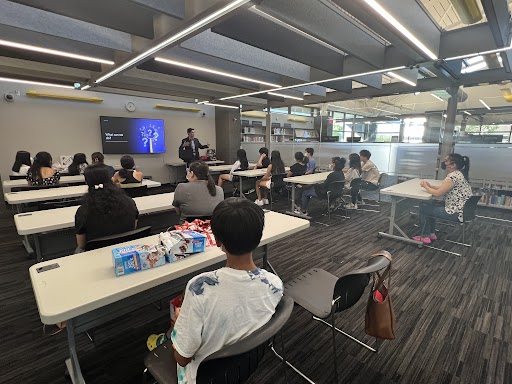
[207,174,217,196]
[462,156,470,181]
[190,161,217,196]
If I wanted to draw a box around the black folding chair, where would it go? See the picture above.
[269,173,288,210]
[120,184,148,198]
[84,226,152,251]
[9,175,27,180]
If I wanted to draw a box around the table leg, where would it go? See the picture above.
[378,196,422,246]
[22,235,35,256]
[389,197,396,235]
[239,177,246,199]
[262,244,278,276]
[65,319,86,384]
[290,184,295,212]
[34,234,42,262]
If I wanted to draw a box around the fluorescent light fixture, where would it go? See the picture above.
[81,85,91,91]
[430,93,444,101]
[251,6,345,55]
[373,107,400,115]
[0,39,114,65]
[0,76,74,89]
[479,99,491,110]
[155,57,281,88]
[198,101,239,109]
[445,40,512,62]
[387,71,416,86]
[220,65,406,101]
[267,92,303,100]
[443,114,447,117]
[466,55,484,65]
[461,61,487,74]
[463,110,472,115]
[95,0,250,84]
[363,0,437,60]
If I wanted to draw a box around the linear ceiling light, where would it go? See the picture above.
[445,41,512,62]
[463,110,472,115]
[81,85,91,91]
[267,92,303,100]
[155,57,281,87]
[198,101,239,109]
[251,6,345,55]
[479,99,491,110]
[0,76,74,89]
[0,39,114,65]
[430,93,444,101]
[363,0,437,60]
[373,107,400,115]
[387,71,416,86]
[94,0,250,84]
[219,65,406,101]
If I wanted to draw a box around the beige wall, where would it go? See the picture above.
[0,83,216,183]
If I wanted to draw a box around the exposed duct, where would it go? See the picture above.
[450,0,483,25]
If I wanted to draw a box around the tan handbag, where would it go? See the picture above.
[365,251,396,340]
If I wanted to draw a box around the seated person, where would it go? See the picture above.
[173,161,224,223]
[26,151,61,186]
[75,163,139,251]
[112,155,143,185]
[255,150,285,206]
[359,149,380,191]
[170,197,283,384]
[11,150,31,176]
[305,147,316,174]
[414,154,472,244]
[67,153,88,175]
[91,151,115,177]
[297,157,346,215]
[344,153,363,209]
[253,147,270,169]
[287,151,307,177]
[218,149,248,188]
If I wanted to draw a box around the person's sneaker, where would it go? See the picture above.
[263,198,269,205]
[255,199,264,206]
[429,233,438,241]
[294,208,303,215]
[347,203,358,209]
[412,236,432,244]
[247,188,255,194]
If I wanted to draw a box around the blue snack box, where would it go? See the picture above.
[113,244,166,277]
[169,230,206,254]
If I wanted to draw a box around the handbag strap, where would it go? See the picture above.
[369,251,392,292]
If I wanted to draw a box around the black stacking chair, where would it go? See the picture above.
[84,226,152,251]
[424,195,481,257]
[182,215,211,223]
[120,184,148,198]
[9,175,27,180]
[324,180,347,220]
[142,296,294,384]
[269,173,288,210]
[377,173,389,202]
[38,198,82,210]
[281,253,392,384]
[11,184,69,192]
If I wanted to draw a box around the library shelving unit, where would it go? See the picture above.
[241,119,266,144]
[270,122,294,143]
[472,179,512,210]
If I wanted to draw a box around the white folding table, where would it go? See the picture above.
[165,160,225,185]
[15,192,175,261]
[234,168,290,198]
[378,178,441,246]
[283,172,331,215]
[3,175,85,193]
[29,211,309,384]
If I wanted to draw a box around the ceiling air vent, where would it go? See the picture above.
[450,0,483,24]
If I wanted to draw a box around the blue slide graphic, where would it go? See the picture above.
[100,116,166,154]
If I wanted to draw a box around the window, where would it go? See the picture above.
[403,118,426,143]
[460,124,512,143]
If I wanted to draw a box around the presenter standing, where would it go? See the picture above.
[179,128,209,167]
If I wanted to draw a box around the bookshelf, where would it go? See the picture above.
[241,119,266,143]
[270,122,294,143]
[472,179,512,210]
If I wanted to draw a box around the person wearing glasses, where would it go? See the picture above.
[414,153,472,244]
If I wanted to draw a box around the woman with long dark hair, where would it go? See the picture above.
[26,151,61,186]
[344,153,363,207]
[414,153,472,244]
[75,163,139,250]
[173,161,224,223]
[12,150,31,176]
[112,155,144,185]
[218,149,249,188]
[255,150,285,206]
[68,153,88,175]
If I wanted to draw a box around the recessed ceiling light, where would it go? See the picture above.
[479,99,491,110]
[0,39,114,65]
[387,71,416,86]
[443,114,447,117]
[95,0,251,84]
[0,76,74,89]
[267,92,303,100]
[430,93,444,101]
[198,101,239,109]
[363,0,437,60]
[155,57,281,88]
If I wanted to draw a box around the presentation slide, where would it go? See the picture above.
[100,116,165,154]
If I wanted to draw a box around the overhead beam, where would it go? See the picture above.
[128,0,185,19]
[439,23,498,59]
[480,0,512,72]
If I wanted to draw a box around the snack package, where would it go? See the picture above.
[174,219,216,247]
[159,230,206,258]
[112,244,166,277]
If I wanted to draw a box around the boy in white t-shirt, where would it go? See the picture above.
[171,197,283,384]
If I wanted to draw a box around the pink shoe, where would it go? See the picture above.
[412,236,432,244]
[429,234,438,241]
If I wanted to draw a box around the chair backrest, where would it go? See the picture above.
[463,195,482,222]
[333,252,391,312]
[196,296,294,383]
[11,183,69,192]
[313,166,321,174]
[120,184,148,198]
[84,226,152,251]
[183,215,212,222]
[378,173,389,187]
[327,180,345,197]
[270,173,287,189]
[9,175,27,180]
[38,198,82,211]
[350,177,362,191]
